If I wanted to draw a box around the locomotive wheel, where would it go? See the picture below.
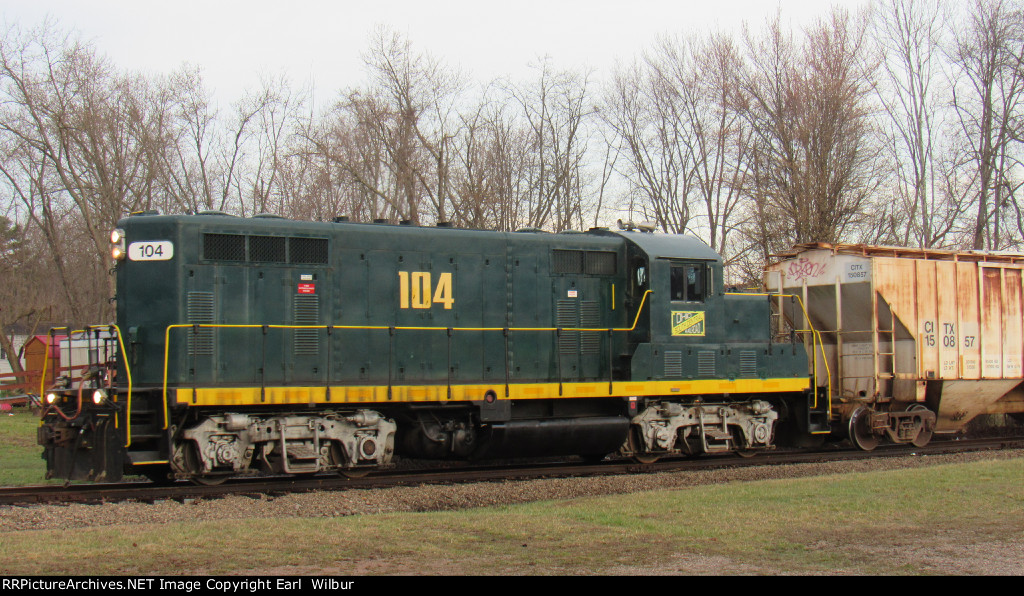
[190,473,228,486]
[847,407,879,451]
[182,442,229,486]
[339,468,370,478]
[731,427,757,457]
[909,404,934,448]
[329,441,371,477]
[627,428,660,464]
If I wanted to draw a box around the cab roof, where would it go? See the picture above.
[609,230,721,263]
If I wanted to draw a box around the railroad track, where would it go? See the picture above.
[3,436,1022,507]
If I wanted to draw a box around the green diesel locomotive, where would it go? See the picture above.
[39,212,825,484]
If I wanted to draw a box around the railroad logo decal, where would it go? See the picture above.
[671,311,705,336]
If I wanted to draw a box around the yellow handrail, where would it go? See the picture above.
[160,292,654,429]
[726,292,832,423]
[37,326,134,444]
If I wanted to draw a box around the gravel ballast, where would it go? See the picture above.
[2,449,1021,533]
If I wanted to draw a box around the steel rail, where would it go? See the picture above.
[3,436,1021,508]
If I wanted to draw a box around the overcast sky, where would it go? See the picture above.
[2,0,872,108]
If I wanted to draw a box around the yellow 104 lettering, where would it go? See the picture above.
[398,271,454,309]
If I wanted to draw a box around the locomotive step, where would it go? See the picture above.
[128,432,164,440]
[127,450,165,464]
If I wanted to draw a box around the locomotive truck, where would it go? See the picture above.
[43,212,1014,484]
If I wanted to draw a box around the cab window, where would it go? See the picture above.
[670,264,705,302]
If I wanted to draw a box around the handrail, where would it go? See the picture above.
[159,290,654,429]
[37,326,134,445]
[725,292,832,421]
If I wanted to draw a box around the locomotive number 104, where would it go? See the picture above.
[398,271,455,310]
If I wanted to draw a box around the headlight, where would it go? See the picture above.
[45,392,58,404]
[110,228,126,260]
[92,389,108,405]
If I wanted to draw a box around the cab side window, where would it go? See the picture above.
[632,259,648,294]
[670,264,705,302]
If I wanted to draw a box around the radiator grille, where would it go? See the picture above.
[289,237,329,264]
[203,234,245,261]
[250,235,286,262]
[553,250,584,274]
[584,251,617,275]
[553,250,617,275]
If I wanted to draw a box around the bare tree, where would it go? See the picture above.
[239,75,308,217]
[738,9,883,259]
[688,34,751,261]
[0,21,171,323]
[603,32,750,264]
[460,95,536,230]
[354,27,466,224]
[874,0,961,247]
[506,57,596,231]
[948,0,1024,250]
[603,43,697,234]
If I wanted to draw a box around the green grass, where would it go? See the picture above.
[3,408,1022,574]
[0,408,56,486]
[1,456,1022,575]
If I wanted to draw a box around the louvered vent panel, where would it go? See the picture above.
[697,351,716,377]
[187,292,215,355]
[664,351,683,377]
[580,301,601,354]
[740,350,758,378]
[293,295,320,355]
[556,300,579,354]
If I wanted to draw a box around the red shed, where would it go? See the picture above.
[23,334,65,393]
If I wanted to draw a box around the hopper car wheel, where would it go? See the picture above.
[736,450,757,458]
[848,407,879,451]
[909,404,934,448]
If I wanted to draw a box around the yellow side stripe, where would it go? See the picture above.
[174,378,811,407]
